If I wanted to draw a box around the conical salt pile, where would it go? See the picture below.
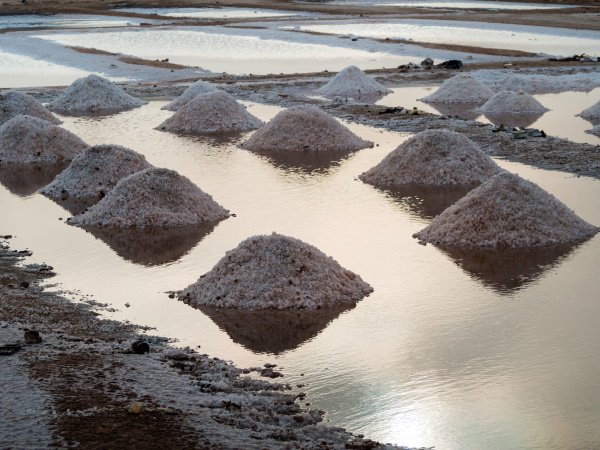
[0,91,60,125]
[318,65,390,98]
[48,74,145,116]
[579,100,600,122]
[68,168,229,228]
[421,74,494,104]
[40,144,152,202]
[0,115,87,165]
[587,124,600,136]
[478,91,548,115]
[158,91,263,135]
[178,233,373,310]
[241,106,373,153]
[360,130,500,188]
[161,80,219,111]
[414,172,598,247]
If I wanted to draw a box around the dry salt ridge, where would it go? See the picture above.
[0,91,60,126]
[414,172,598,248]
[158,91,263,135]
[161,80,219,111]
[68,167,229,228]
[477,91,549,115]
[48,74,145,116]
[360,129,501,188]
[493,73,600,95]
[40,144,151,206]
[178,233,373,310]
[0,115,87,165]
[421,74,495,104]
[241,106,373,153]
[318,65,390,99]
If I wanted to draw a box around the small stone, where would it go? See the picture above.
[127,402,143,414]
[131,340,150,354]
[24,330,42,344]
[19,281,30,289]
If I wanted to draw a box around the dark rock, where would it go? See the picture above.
[19,281,30,289]
[24,330,42,344]
[131,340,150,354]
[420,57,434,68]
[435,59,463,70]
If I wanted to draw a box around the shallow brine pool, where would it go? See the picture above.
[1,101,599,449]
[0,14,149,30]
[111,7,303,19]
[331,0,576,9]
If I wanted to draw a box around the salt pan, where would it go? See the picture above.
[178,233,373,310]
[0,91,60,125]
[161,80,219,111]
[317,65,390,99]
[422,74,494,104]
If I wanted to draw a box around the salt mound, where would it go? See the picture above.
[587,124,600,136]
[158,91,263,135]
[241,106,373,153]
[579,100,600,122]
[40,144,152,202]
[421,74,494,104]
[317,65,390,98]
[48,74,145,116]
[360,130,500,187]
[0,91,60,125]
[162,80,219,111]
[178,233,373,310]
[478,91,548,115]
[0,115,87,165]
[67,168,229,228]
[414,172,598,247]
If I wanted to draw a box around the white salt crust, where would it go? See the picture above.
[414,172,598,248]
[178,233,373,310]
[241,106,373,153]
[360,129,501,187]
[158,91,263,135]
[68,167,229,228]
[422,74,494,104]
[40,144,152,202]
[579,100,600,122]
[0,91,60,126]
[161,80,219,111]
[48,74,145,116]
[0,115,87,165]
[477,91,549,115]
[317,65,390,98]
[494,74,600,95]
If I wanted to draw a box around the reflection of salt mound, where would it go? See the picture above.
[158,91,263,135]
[241,106,373,153]
[482,112,544,128]
[421,74,494,104]
[68,168,229,228]
[428,102,482,121]
[199,305,352,354]
[0,162,68,197]
[0,115,87,164]
[579,100,600,123]
[162,80,219,111]
[0,91,60,125]
[41,145,152,203]
[360,130,501,188]
[48,74,145,116]
[179,233,373,310]
[318,65,390,98]
[478,91,548,115]
[414,172,598,247]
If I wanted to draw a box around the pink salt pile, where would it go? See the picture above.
[477,91,549,115]
[68,168,229,228]
[360,129,501,188]
[414,172,598,247]
[40,144,152,202]
[158,91,263,135]
[162,80,219,111]
[241,106,373,153]
[0,115,86,165]
[318,65,390,98]
[421,74,494,104]
[178,233,373,310]
[0,91,60,125]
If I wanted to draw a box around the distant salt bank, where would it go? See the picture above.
[318,65,390,99]
[360,129,500,188]
[421,74,494,104]
[40,144,152,203]
[241,106,373,153]
[48,74,145,116]
[158,91,263,135]
[0,115,86,165]
[68,168,229,228]
[477,91,549,115]
[161,80,219,111]
[0,91,60,126]
[178,233,373,310]
[414,172,598,248]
